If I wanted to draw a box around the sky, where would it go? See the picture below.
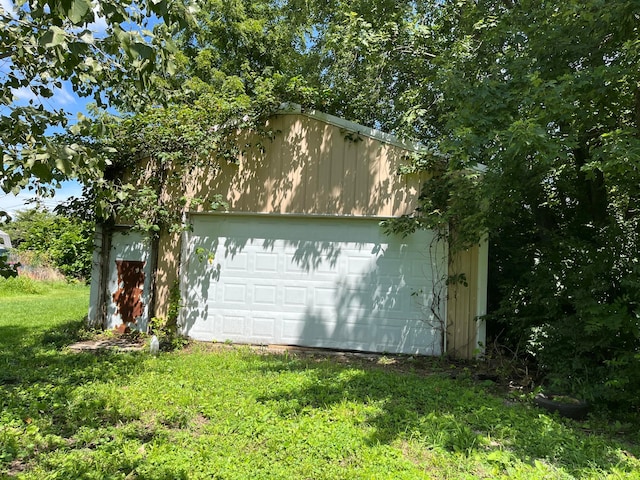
[0,0,108,218]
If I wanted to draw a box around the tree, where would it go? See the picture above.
[375,0,640,405]
[306,0,640,405]
[68,0,327,232]
[4,207,94,279]
[0,0,194,208]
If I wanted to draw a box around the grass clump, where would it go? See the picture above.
[0,276,46,296]
[1,280,639,479]
[0,277,85,297]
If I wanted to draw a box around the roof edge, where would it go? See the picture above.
[277,103,425,153]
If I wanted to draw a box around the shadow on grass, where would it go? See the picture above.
[0,317,147,444]
[2,323,638,478]
[254,353,638,476]
[0,311,197,478]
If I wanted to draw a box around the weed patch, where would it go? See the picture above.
[0,276,46,296]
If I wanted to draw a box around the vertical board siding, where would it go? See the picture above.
[328,128,344,215]
[446,245,480,359]
[153,231,181,319]
[181,114,424,217]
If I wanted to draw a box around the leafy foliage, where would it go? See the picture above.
[399,1,640,407]
[312,1,640,407]
[0,0,193,200]
[4,208,93,280]
[0,252,18,279]
[147,281,187,350]
[67,0,326,234]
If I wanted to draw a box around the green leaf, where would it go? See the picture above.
[68,0,92,24]
[55,157,73,175]
[129,42,154,60]
[39,26,67,48]
[79,30,95,44]
[166,59,177,76]
[30,162,53,182]
[149,0,168,17]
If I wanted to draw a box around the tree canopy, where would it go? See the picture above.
[386,0,640,406]
[0,0,194,207]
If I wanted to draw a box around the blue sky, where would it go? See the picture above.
[0,0,107,218]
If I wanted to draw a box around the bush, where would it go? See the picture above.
[489,226,640,411]
[0,252,19,279]
[3,208,93,281]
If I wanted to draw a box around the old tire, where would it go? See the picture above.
[534,393,589,420]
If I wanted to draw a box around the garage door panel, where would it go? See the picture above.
[181,215,446,355]
[251,316,278,339]
[284,255,338,275]
[281,314,324,343]
[221,314,246,336]
[335,285,407,312]
[346,256,372,276]
[411,265,440,282]
[221,283,247,303]
[255,253,278,272]
[373,256,404,272]
[253,284,278,305]
[186,310,214,339]
[221,251,248,269]
[283,285,308,307]
[313,287,336,307]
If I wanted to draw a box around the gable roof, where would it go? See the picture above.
[278,103,424,153]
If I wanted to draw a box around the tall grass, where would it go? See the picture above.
[0,276,48,296]
[7,250,66,282]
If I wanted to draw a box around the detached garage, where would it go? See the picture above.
[89,106,487,358]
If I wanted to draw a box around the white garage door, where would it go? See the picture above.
[180,215,447,355]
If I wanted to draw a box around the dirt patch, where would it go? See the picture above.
[68,337,146,353]
[191,413,210,431]
[7,459,29,476]
[182,341,479,378]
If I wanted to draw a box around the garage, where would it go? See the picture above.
[180,214,447,355]
[91,107,487,358]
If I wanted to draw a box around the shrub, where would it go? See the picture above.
[0,252,19,279]
[3,208,93,281]
[489,227,640,411]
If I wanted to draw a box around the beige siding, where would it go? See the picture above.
[446,245,480,359]
[153,231,181,319]
[181,114,424,217]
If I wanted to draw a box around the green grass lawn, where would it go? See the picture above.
[1,279,639,479]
